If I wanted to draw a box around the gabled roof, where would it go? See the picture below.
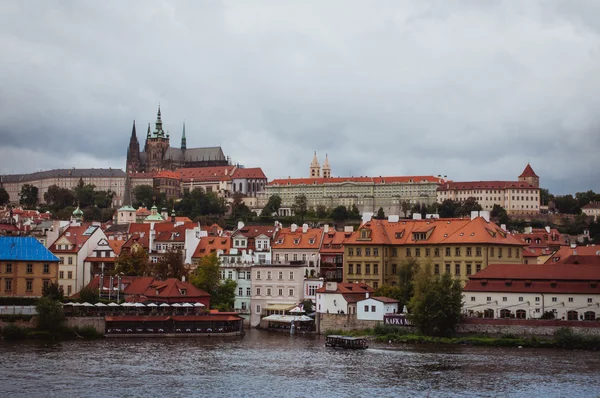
[437,180,538,191]
[108,240,125,255]
[155,224,197,242]
[269,175,441,187]
[232,225,275,240]
[362,296,400,304]
[557,255,600,265]
[0,237,59,262]
[177,166,236,182]
[231,167,267,179]
[582,202,600,210]
[545,246,600,264]
[320,229,351,254]
[272,227,324,250]
[84,276,210,301]
[519,163,538,178]
[191,236,231,258]
[316,282,373,294]
[50,225,100,253]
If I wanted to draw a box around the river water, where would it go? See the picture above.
[1,330,599,398]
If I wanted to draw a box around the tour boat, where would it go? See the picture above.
[325,335,368,349]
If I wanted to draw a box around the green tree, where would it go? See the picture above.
[190,253,237,310]
[458,197,482,217]
[152,247,190,280]
[42,283,64,301]
[56,206,76,220]
[93,189,115,209]
[292,194,308,222]
[408,264,463,337]
[553,194,580,214]
[43,185,75,212]
[35,296,65,333]
[176,188,226,220]
[133,184,158,208]
[114,249,150,276]
[230,192,253,221]
[301,299,315,314]
[0,187,10,206]
[349,204,361,220]
[373,284,403,302]
[397,258,420,306]
[78,285,99,303]
[575,190,600,209]
[262,195,282,217]
[400,201,411,218]
[316,204,329,219]
[73,183,96,208]
[438,199,459,218]
[19,184,39,207]
[539,188,553,206]
[491,204,509,226]
[330,205,349,222]
[376,207,386,219]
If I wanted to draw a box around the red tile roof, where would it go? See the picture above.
[320,229,351,254]
[272,227,324,250]
[85,276,210,302]
[437,180,538,191]
[50,225,99,253]
[108,240,125,255]
[178,166,236,182]
[154,224,198,242]
[316,282,374,294]
[155,170,181,179]
[519,163,538,178]
[582,202,600,210]
[557,255,600,265]
[191,237,231,258]
[232,225,275,240]
[370,296,400,303]
[545,246,600,264]
[269,175,442,187]
[231,167,267,179]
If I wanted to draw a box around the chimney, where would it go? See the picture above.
[324,224,329,233]
[479,210,490,222]
[412,213,422,220]
[545,226,551,233]
[302,223,308,234]
[365,292,369,299]
[290,224,298,233]
[237,221,245,230]
[470,211,479,220]
[501,224,507,231]
[325,282,337,292]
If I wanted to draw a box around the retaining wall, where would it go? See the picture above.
[65,317,106,334]
[458,318,600,337]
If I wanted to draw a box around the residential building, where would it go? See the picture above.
[0,168,126,206]
[582,201,600,220]
[179,165,267,199]
[319,225,353,282]
[83,238,124,283]
[463,263,600,321]
[303,278,324,305]
[250,263,305,327]
[231,223,275,265]
[357,296,400,321]
[271,223,324,277]
[315,281,374,315]
[437,164,541,215]
[126,108,229,173]
[343,214,525,288]
[50,225,106,296]
[514,226,569,264]
[0,237,59,297]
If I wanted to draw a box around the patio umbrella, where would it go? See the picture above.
[72,302,82,307]
[147,303,158,307]
[95,302,108,307]
[193,303,205,307]
[159,303,171,308]
[108,302,121,307]
[62,302,74,306]
[134,302,146,308]
[171,303,182,307]
[121,302,134,307]
[81,302,95,307]
[182,303,193,308]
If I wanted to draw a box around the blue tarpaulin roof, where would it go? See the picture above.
[0,237,60,262]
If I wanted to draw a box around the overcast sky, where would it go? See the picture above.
[0,1,599,194]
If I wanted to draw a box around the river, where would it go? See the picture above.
[1,330,599,398]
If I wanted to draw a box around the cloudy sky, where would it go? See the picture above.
[1,0,599,194]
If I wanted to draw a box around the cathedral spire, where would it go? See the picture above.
[155,104,164,137]
[310,151,321,178]
[181,122,187,151]
[147,122,151,138]
[322,153,331,178]
[131,120,137,139]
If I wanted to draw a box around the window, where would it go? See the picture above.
[5,263,12,273]
[476,247,482,256]
[455,264,460,276]
[466,247,472,257]
[434,248,440,257]
[68,257,73,265]
[371,305,376,312]
[392,264,397,274]
[552,297,557,302]
[278,271,283,280]
[434,264,440,275]
[365,248,371,256]
[568,297,574,302]
[239,271,246,280]
[445,264,451,274]
[227,271,233,280]
[356,248,362,256]
[27,264,33,274]
[284,254,288,262]
[466,264,472,276]
[219,270,225,280]
[490,248,495,257]
[502,297,507,302]
[67,285,72,295]
[267,271,272,280]
[256,288,261,296]
[278,288,283,297]
[289,271,294,280]
[275,254,280,262]
[364,305,369,312]
[289,289,294,296]
[498,248,503,258]
[365,264,371,275]
[266,288,272,296]
[348,248,354,256]
[588,298,593,303]
[392,248,398,257]
[518,297,523,302]
[486,296,491,302]
[415,248,421,257]
[445,248,451,256]
[59,257,64,264]
[59,271,64,279]
[470,297,475,302]
[535,297,540,302]
[356,264,362,274]
[293,254,298,261]
[4,279,12,292]
[348,264,354,274]
[455,248,461,256]
[256,305,261,314]
[425,248,430,257]
[238,287,243,296]
[67,271,73,279]
[373,248,379,257]
[373,264,378,275]
[373,282,378,289]
[246,287,251,296]
[508,248,512,258]
[476,264,481,273]
[26,279,33,292]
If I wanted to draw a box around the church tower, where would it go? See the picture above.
[310,152,321,178]
[181,122,187,151]
[126,121,141,173]
[518,163,539,188]
[144,105,171,172]
[322,153,331,179]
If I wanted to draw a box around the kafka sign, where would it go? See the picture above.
[383,315,410,326]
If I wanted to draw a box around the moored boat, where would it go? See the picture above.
[325,335,368,349]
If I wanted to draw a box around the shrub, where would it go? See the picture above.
[2,324,28,341]
[73,326,103,340]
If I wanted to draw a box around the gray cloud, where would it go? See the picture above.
[0,0,599,194]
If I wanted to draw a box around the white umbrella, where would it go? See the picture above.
[193,303,205,307]
[159,303,171,307]
[171,303,182,307]
[402,305,408,314]
[182,303,193,307]
[147,303,158,307]
[95,302,108,307]
[62,302,74,306]
[81,302,95,307]
[134,302,146,307]
[121,302,134,307]
[108,302,121,307]
[72,302,82,307]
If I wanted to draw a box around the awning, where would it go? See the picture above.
[262,315,313,323]
[265,304,296,311]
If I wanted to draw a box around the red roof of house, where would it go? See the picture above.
[320,229,351,254]
[269,175,441,187]
[178,166,236,182]
[155,170,181,179]
[272,227,324,250]
[519,163,539,178]
[108,240,125,255]
[582,202,600,210]
[232,225,275,240]
[85,276,210,301]
[545,246,600,264]
[437,180,538,191]
[557,255,600,265]
[191,236,231,258]
[154,224,197,242]
[370,296,400,303]
[316,282,374,294]
[50,225,100,253]
[231,167,267,179]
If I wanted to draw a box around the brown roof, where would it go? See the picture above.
[269,175,441,187]
[272,227,324,250]
[320,229,351,254]
[50,225,99,253]
[437,181,538,191]
[316,282,374,294]
[370,296,400,303]
[557,255,600,265]
[232,225,275,240]
[545,246,600,264]
[178,166,236,182]
[519,163,539,178]
[85,276,209,301]
[191,236,231,258]
[108,240,125,255]
[231,167,267,179]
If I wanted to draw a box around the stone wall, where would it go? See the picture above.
[317,313,417,334]
[458,318,600,337]
[65,317,106,334]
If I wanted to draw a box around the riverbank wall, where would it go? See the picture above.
[65,317,105,334]
[317,313,417,334]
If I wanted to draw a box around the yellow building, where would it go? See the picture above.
[343,216,525,288]
[0,237,59,297]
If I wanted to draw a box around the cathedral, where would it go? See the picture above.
[126,106,229,173]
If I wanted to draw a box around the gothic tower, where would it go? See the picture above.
[518,163,539,188]
[144,105,171,171]
[310,152,321,178]
[126,121,141,173]
[181,122,187,151]
[322,153,331,178]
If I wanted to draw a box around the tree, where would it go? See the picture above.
[301,299,315,314]
[491,204,509,226]
[400,201,411,218]
[190,253,237,310]
[152,248,189,280]
[42,283,64,301]
[78,285,99,303]
[73,183,96,208]
[439,199,459,218]
[458,197,482,217]
[19,184,39,207]
[553,195,580,215]
[262,195,282,217]
[176,188,226,220]
[397,258,420,306]
[539,188,553,206]
[114,249,150,276]
[93,189,115,209]
[349,204,361,220]
[133,184,158,208]
[43,185,75,212]
[230,192,252,221]
[376,207,386,220]
[35,296,65,333]
[0,187,10,206]
[292,194,308,222]
[408,264,463,337]
[330,205,349,222]
[316,204,329,219]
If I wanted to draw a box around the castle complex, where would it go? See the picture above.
[126,106,229,173]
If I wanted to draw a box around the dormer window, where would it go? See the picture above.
[277,239,283,244]
[395,232,404,239]
[413,232,427,241]
[179,289,187,296]
[309,238,315,245]
[294,238,300,245]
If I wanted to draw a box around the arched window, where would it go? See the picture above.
[484,309,494,319]
[584,311,596,321]
[500,309,512,318]
[567,310,578,321]
[239,183,243,192]
[516,309,526,319]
